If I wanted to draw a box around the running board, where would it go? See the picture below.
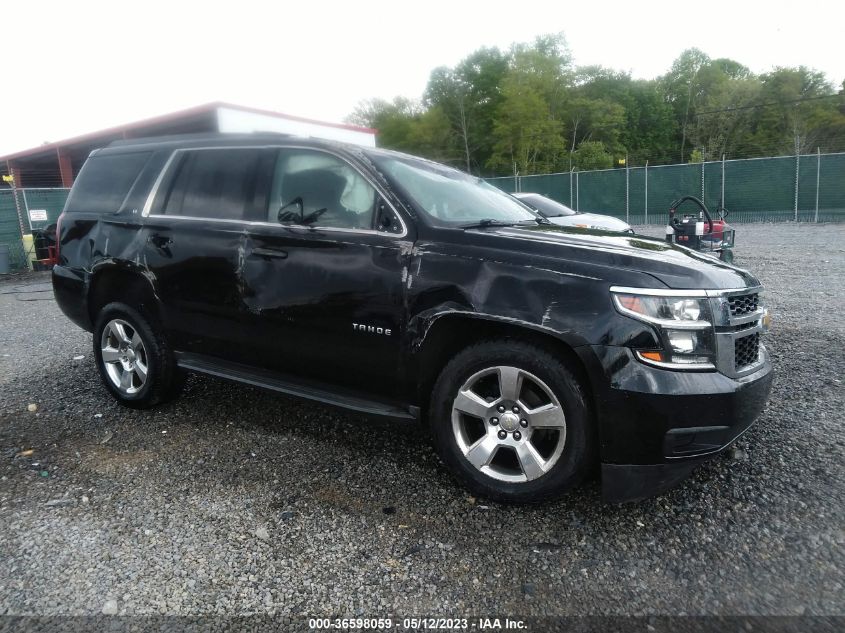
[175,352,417,421]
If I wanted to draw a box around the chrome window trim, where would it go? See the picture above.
[143,213,396,237]
[141,151,179,217]
[140,145,408,238]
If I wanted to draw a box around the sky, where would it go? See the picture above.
[0,0,842,156]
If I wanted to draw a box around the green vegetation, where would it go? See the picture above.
[348,34,845,176]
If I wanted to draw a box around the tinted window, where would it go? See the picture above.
[65,152,151,214]
[268,149,376,229]
[162,149,262,220]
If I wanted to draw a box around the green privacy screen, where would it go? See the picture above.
[0,191,27,270]
[488,152,845,224]
[0,188,70,270]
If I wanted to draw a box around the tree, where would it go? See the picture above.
[425,47,509,172]
[508,33,573,116]
[620,80,677,164]
[407,107,454,163]
[572,141,613,170]
[487,34,573,175]
[348,37,845,175]
[661,48,711,161]
[687,59,760,160]
[487,76,564,176]
[346,97,421,153]
[346,97,452,161]
[562,96,625,160]
[747,67,842,155]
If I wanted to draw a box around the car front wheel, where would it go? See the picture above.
[429,340,593,503]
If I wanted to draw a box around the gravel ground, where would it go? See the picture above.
[0,223,842,619]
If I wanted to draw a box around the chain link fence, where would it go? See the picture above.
[0,188,70,271]
[488,152,845,225]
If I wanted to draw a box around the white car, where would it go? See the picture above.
[512,192,633,233]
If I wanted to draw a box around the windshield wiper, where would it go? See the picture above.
[459,218,546,229]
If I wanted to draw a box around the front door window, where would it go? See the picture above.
[268,149,377,230]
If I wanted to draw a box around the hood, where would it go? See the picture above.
[467,224,758,290]
[549,213,632,232]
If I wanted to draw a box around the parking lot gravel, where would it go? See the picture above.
[0,223,843,618]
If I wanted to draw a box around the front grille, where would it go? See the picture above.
[729,293,759,316]
[735,333,760,369]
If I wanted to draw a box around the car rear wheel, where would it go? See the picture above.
[93,302,184,408]
[429,340,593,503]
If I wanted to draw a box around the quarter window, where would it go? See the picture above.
[65,152,151,214]
[161,149,262,220]
[268,149,377,230]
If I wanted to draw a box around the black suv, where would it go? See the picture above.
[53,134,773,503]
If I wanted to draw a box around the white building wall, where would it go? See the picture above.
[215,106,376,147]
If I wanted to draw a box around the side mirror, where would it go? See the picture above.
[278,197,304,224]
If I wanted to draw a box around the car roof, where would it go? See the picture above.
[99,132,399,161]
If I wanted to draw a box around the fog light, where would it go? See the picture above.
[667,329,697,354]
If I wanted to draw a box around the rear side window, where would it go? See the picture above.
[64,152,151,214]
[161,149,262,220]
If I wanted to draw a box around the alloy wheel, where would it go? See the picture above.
[451,366,567,483]
[100,319,148,395]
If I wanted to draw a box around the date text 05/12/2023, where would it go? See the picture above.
[308,617,527,630]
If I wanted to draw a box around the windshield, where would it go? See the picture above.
[369,154,539,225]
[518,194,577,217]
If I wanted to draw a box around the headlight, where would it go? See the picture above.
[611,289,716,369]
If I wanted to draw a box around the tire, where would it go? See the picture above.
[93,302,185,408]
[429,340,594,503]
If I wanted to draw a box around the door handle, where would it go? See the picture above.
[251,247,288,260]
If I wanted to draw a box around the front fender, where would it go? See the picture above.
[405,245,660,352]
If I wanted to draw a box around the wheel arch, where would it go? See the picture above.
[88,264,162,326]
[412,312,597,420]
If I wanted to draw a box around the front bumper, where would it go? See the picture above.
[578,344,773,503]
